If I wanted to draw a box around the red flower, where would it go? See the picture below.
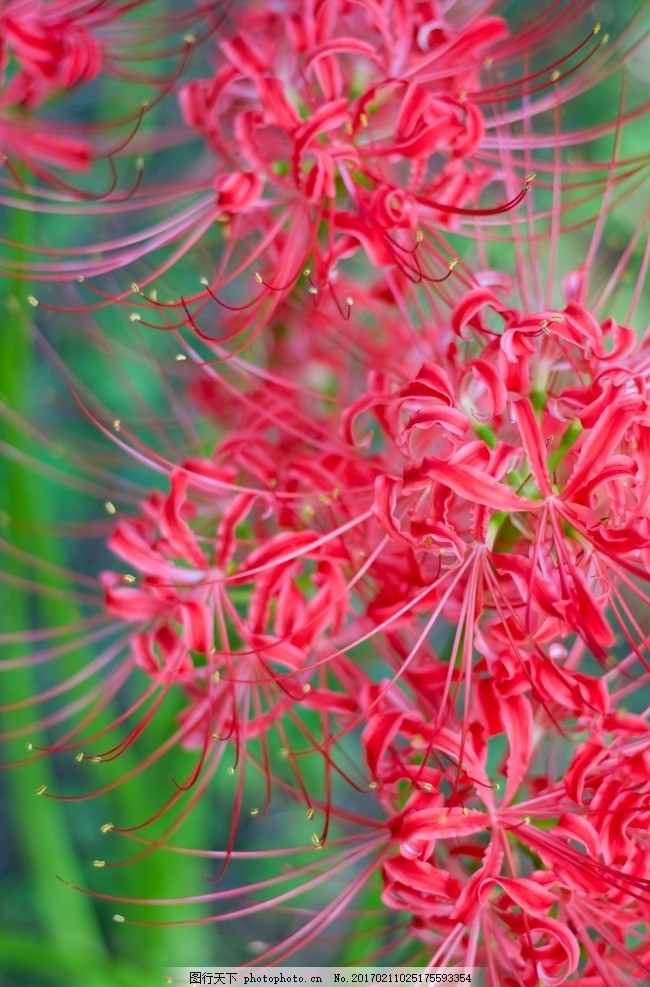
[359,681,650,984]
[3,0,642,331]
[0,1,213,186]
[339,279,650,683]
[2,10,649,974]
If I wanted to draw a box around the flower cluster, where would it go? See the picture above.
[2,1,650,983]
[2,1,642,316]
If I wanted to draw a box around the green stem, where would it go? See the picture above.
[1,207,113,981]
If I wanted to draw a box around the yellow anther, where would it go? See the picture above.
[175,354,187,362]
[254,272,263,284]
[75,752,84,762]
[93,860,106,868]
[104,501,116,515]
[368,781,378,790]
[311,833,323,848]
[593,22,601,35]
[27,295,38,307]
[113,915,125,923]
[415,230,424,242]
[250,808,260,816]
[551,70,561,82]
[306,807,314,820]
[113,419,121,431]
[129,313,141,322]
[303,683,311,694]
[36,785,47,796]
[130,282,140,294]
[122,573,136,584]
[100,822,114,833]
[462,807,470,817]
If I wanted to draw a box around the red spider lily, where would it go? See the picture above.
[0,0,221,98]
[2,3,650,977]
[342,286,650,682]
[0,344,381,857]
[376,705,650,985]
[2,0,647,329]
[0,1,220,188]
[7,154,650,805]
[48,661,650,981]
[8,243,648,877]
[1,4,103,106]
